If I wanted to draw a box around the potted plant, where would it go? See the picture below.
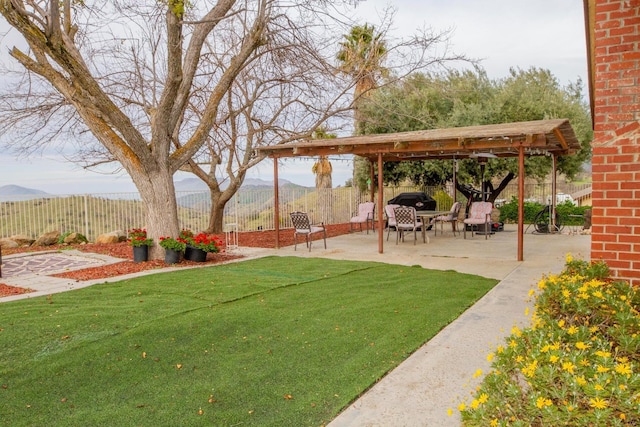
[184,232,222,262]
[128,228,153,263]
[159,236,187,264]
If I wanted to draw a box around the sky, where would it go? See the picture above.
[0,0,588,195]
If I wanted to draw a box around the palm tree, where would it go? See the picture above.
[337,24,387,193]
[311,129,335,223]
[336,24,388,134]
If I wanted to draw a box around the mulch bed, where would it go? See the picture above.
[0,223,353,297]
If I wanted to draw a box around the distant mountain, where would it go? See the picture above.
[0,185,50,201]
[173,177,298,192]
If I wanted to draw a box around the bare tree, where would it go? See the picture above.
[0,0,350,257]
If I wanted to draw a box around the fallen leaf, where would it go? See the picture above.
[60,398,67,403]
[197,408,204,415]
[61,335,71,340]
[142,352,147,359]
[284,394,293,400]
[208,395,216,403]
[176,364,183,369]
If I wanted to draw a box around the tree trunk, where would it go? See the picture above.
[207,192,228,234]
[132,168,180,260]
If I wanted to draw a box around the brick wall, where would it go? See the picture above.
[591,0,640,286]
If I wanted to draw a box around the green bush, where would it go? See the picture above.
[498,198,591,225]
[432,190,453,210]
[460,257,640,426]
[498,197,545,223]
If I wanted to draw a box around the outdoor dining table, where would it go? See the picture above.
[416,210,450,242]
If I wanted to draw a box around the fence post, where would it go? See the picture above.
[83,195,90,240]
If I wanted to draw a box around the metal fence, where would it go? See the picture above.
[0,182,590,241]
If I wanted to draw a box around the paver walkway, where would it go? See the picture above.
[2,252,105,277]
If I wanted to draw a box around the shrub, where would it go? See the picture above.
[432,190,453,210]
[460,257,640,426]
[498,197,590,225]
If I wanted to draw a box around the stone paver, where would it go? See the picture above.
[2,252,105,277]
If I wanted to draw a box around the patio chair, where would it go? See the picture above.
[432,202,461,236]
[384,204,400,241]
[290,211,327,251]
[393,206,425,245]
[463,201,493,239]
[350,201,376,233]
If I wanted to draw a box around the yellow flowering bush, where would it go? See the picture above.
[461,257,639,426]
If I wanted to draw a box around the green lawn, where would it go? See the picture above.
[0,257,498,426]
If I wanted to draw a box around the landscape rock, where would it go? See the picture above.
[9,234,35,246]
[96,231,126,244]
[0,238,19,249]
[32,230,61,247]
[63,232,89,245]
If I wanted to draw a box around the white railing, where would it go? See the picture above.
[0,182,590,241]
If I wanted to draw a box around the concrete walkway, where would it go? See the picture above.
[0,225,592,426]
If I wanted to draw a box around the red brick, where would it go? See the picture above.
[620,200,640,208]
[592,164,619,173]
[596,199,620,208]
[614,121,640,136]
[609,113,636,122]
[620,181,640,189]
[611,8,639,19]
[619,233,640,242]
[608,155,635,163]
[607,172,635,181]
[605,260,630,269]
[608,77,636,87]
[622,34,640,43]
[610,61,638,71]
[610,43,636,54]
[622,51,640,61]
[598,216,620,225]
[593,181,619,190]
[596,3,622,14]
[604,208,633,216]
[621,145,640,153]
[606,190,634,198]
[620,163,640,172]
[605,243,633,252]
[604,226,634,235]
[592,146,620,155]
[595,231,618,242]
[611,26,637,36]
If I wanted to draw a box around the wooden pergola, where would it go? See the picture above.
[257,119,581,261]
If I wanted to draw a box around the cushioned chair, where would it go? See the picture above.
[463,201,493,239]
[350,201,376,233]
[290,211,327,251]
[384,204,400,241]
[433,202,461,236]
[393,206,425,245]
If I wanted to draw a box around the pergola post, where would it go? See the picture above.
[377,153,384,254]
[273,158,280,249]
[551,153,558,234]
[518,143,526,261]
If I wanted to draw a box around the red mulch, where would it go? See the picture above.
[0,223,352,297]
